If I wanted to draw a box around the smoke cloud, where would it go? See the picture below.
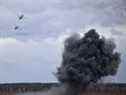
[56,29,121,95]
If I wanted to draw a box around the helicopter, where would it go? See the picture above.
[18,14,24,20]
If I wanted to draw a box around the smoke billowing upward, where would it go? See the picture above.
[57,29,121,87]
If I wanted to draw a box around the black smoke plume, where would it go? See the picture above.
[56,29,121,95]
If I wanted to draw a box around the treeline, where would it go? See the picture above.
[0,83,59,93]
[0,83,126,94]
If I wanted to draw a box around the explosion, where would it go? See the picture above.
[56,29,121,95]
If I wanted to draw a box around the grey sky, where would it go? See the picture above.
[0,0,126,38]
[0,0,126,83]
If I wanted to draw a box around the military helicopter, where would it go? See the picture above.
[14,26,19,30]
[18,14,24,20]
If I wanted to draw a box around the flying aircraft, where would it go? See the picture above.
[18,14,24,20]
[14,14,24,30]
[14,26,19,30]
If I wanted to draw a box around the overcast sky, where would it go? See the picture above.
[0,0,126,83]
